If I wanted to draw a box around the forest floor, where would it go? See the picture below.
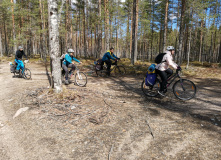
[0,58,221,160]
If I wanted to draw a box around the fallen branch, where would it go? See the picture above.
[108,144,114,160]
[146,120,154,139]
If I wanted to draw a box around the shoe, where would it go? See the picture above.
[158,91,165,96]
[65,80,69,85]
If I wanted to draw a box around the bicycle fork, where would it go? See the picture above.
[76,71,83,80]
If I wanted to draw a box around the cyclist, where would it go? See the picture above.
[62,49,82,85]
[155,46,181,96]
[102,47,120,76]
[15,46,28,73]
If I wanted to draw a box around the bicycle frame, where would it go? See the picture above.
[68,65,83,80]
[165,70,182,88]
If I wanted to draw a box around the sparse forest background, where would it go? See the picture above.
[0,0,221,64]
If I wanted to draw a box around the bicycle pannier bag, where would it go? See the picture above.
[145,71,156,86]
[95,59,103,71]
[10,64,16,73]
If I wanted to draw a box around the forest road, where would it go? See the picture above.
[0,61,221,160]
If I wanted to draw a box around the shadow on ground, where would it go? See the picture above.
[106,76,221,130]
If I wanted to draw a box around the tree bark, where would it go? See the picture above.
[104,0,109,50]
[0,29,3,57]
[83,0,87,57]
[186,8,193,69]
[162,0,169,51]
[131,0,138,65]
[11,0,17,54]
[48,0,62,92]
[97,0,102,58]
[199,20,204,62]
[177,0,186,65]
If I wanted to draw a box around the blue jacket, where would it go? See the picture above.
[102,51,119,61]
[63,54,80,66]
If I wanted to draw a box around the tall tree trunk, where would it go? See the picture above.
[48,0,62,92]
[11,0,17,54]
[163,0,169,51]
[159,22,163,53]
[131,0,138,65]
[130,8,133,58]
[0,29,3,57]
[186,8,193,69]
[177,0,186,65]
[104,0,109,50]
[83,0,87,57]
[151,0,155,61]
[199,20,204,62]
[175,0,180,62]
[97,0,102,58]
[126,13,130,58]
[3,20,8,55]
[39,0,48,60]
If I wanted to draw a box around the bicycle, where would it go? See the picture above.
[61,64,87,87]
[10,60,31,80]
[141,69,196,100]
[95,60,126,77]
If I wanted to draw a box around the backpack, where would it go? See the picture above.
[60,53,68,67]
[155,53,166,64]
[145,71,157,86]
[94,59,103,71]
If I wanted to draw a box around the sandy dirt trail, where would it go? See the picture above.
[0,61,221,160]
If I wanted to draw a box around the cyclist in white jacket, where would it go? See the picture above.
[156,46,181,96]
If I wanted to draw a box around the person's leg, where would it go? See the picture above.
[15,59,21,71]
[68,64,76,75]
[20,61,24,73]
[165,68,173,79]
[62,64,69,80]
[105,60,112,76]
[156,69,167,92]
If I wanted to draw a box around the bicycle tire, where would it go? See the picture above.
[23,68,31,80]
[173,79,196,100]
[114,66,126,76]
[75,71,87,87]
[141,78,160,97]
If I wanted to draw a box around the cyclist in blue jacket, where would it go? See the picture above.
[102,47,120,76]
[62,49,82,85]
[15,46,28,73]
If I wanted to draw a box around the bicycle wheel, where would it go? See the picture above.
[96,65,107,77]
[23,68,31,80]
[75,71,87,87]
[173,79,196,100]
[114,66,126,76]
[141,78,160,97]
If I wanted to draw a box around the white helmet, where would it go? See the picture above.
[68,49,74,53]
[166,46,175,51]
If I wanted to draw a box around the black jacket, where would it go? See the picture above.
[15,50,27,60]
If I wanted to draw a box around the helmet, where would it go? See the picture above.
[166,46,175,51]
[68,49,74,53]
[18,46,23,50]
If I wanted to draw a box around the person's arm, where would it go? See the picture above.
[72,57,81,63]
[65,54,72,64]
[166,55,178,69]
[23,51,28,59]
[107,53,116,60]
[15,51,19,59]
